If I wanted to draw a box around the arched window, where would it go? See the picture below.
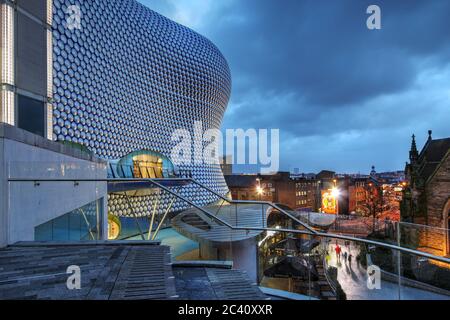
[444,199,450,256]
[113,150,176,179]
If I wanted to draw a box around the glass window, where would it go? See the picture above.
[34,198,103,241]
[17,94,45,137]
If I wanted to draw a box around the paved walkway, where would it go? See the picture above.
[0,242,177,300]
[174,267,267,300]
[128,228,198,258]
[0,241,267,300]
[327,241,449,300]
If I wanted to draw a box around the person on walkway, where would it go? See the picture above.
[348,254,353,265]
[335,244,341,262]
[343,251,348,262]
[325,251,331,265]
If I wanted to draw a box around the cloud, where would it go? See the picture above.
[140,0,450,173]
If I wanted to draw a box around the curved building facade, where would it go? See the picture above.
[51,0,231,217]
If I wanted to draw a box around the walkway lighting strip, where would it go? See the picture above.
[46,1,53,139]
[1,2,15,125]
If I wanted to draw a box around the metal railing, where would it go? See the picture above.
[7,177,450,265]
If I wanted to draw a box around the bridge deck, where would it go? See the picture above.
[172,204,267,244]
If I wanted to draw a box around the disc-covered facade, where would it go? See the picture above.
[52,0,231,216]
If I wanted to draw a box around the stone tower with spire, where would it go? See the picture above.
[409,134,419,164]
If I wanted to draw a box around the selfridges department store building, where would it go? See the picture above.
[52,0,231,217]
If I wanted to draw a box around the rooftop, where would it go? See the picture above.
[0,123,105,164]
[418,137,450,181]
[224,175,257,188]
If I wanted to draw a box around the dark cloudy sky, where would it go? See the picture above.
[139,0,450,174]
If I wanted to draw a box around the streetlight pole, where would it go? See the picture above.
[256,175,262,201]
[333,179,339,216]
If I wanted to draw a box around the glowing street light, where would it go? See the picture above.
[256,186,263,195]
[331,187,340,198]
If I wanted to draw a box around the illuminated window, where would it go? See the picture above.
[115,150,176,179]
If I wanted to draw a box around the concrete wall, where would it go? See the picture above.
[231,239,258,283]
[199,239,258,283]
[0,124,107,247]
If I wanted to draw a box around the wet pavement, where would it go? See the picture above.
[327,241,449,300]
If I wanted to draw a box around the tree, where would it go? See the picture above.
[358,182,383,232]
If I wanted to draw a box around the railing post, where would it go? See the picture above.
[397,222,402,300]
[235,203,238,227]
[261,203,264,229]
[122,192,145,240]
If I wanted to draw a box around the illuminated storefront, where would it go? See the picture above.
[321,188,339,214]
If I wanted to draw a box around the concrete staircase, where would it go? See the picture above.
[314,255,337,300]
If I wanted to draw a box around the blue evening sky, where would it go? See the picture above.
[138,0,450,174]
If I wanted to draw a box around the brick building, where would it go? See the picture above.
[401,131,450,257]
[293,177,320,212]
[348,175,382,216]
[223,175,259,201]
[224,172,320,211]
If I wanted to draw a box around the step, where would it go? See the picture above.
[320,291,335,298]
[172,260,233,269]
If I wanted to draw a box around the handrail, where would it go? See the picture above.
[7,177,450,265]
[8,177,317,234]
[8,177,237,231]
[322,254,337,294]
[187,178,317,234]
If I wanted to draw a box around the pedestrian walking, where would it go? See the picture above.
[325,252,331,265]
[335,244,341,262]
[343,251,348,262]
[348,254,353,264]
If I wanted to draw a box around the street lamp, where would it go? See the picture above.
[332,187,340,215]
[256,177,263,200]
[256,186,263,195]
[331,187,340,198]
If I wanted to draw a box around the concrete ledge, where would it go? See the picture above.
[172,260,233,269]
[0,123,105,164]
[10,240,161,247]
[259,287,318,300]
